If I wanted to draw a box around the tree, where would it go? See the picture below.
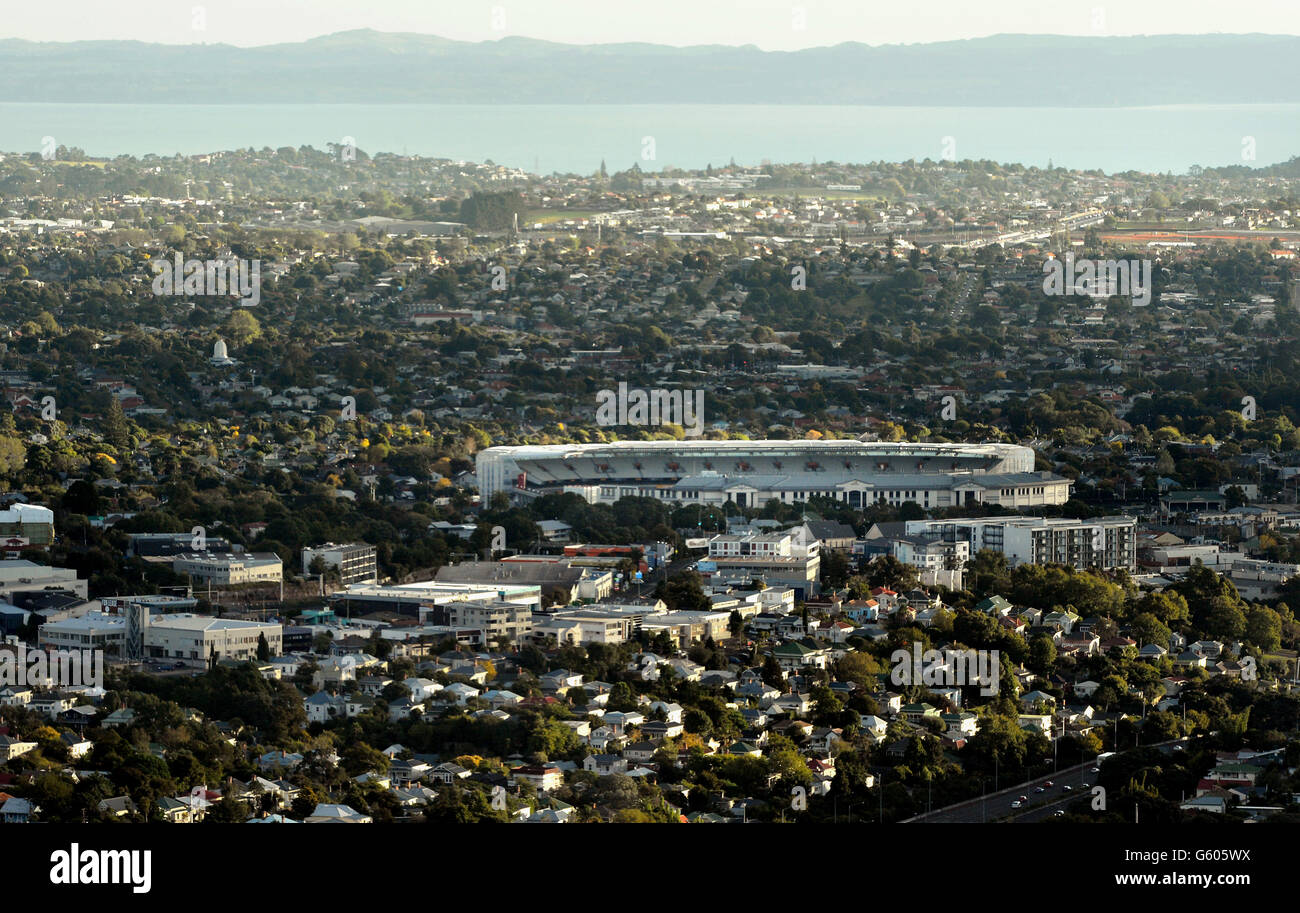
[1245,605,1282,652]
[102,398,131,449]
[1028,634,1057,673]
[607,682,639,713]
[0,436,26,476]
[656,571,710,612]
[256,632,271,661]
[62,479,100,515]
[866,555,920,592]
[1131,591,1190,628]
[836,652,884,690]
[204,796,247,823]
[821,549,850,588]
[223,309,261,345]
[769,744,813,787]
[458,191,525,231]
[1130,613,1172,649]
[728,610,743,639]
[762,654,785,689]
[1204,597,1247,642]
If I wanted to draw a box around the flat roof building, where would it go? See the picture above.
[328,581,542,620]
[904,515,1138,571]
[173,553,283,588]
[0,504,54,545]
[0,560,85,600]
[38,611,126,653]
[302,543,378,586]
[142,614,283,668]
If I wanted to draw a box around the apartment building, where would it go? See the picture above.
[905,515,1138,571]
[433,600,533,644]
[700,531,821,598]
[890,535,969,589]
[301,543,378,585]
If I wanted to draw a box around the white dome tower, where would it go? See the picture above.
[210,338,234,366]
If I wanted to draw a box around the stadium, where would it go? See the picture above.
[477,440,1072,511]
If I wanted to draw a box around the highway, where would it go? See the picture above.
[904,738,1189,823]
[904,758,1099,823]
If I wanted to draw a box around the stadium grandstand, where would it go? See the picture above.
[477,440,1071,510]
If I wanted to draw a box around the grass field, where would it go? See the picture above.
[524,208,601,226]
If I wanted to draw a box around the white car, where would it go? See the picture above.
[1011,800,1023,809]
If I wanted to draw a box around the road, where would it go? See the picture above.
[905,758,1099,823]
[904,738,1189,823]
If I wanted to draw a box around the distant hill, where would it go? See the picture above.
[2,31,1298,105]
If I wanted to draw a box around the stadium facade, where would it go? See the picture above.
[477,440,1072,510]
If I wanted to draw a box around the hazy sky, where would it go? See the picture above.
[7,0,1300,49]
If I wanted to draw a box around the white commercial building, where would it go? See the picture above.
[0,560,86,599]
[141,614,283,668]
[533,611,636,645]
[38,611,126,652]
[328,581,542,620]
[173,553,283,587]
